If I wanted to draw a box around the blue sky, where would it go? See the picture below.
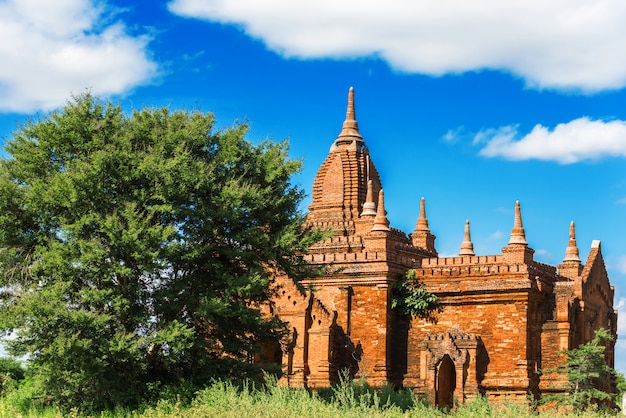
[1,0,625,375]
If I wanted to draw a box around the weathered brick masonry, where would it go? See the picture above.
[270,88,617,406]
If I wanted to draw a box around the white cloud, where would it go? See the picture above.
[168,0,626,93]
[476,117,626,164]
[442,126,465,144]
[488,230,504,241]
[534,248,551,258]
[0,0,158,113]
[615,256,626,275]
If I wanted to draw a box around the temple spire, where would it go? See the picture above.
[412,197,437,253]
[334,87,363,145]
[372,189,390,231]
[415,197,429,231]
[460,220,475,256]
[564,221,581,262]
[361,179,377,216]
[508,200,528,246]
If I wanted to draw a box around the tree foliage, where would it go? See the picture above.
[543,328,617,410]
[0,357,25,396]
[0,358,24,382]
[616,370,626,406]
[0,93,322,411]
[390,269,438,319]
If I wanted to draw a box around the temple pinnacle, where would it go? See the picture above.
[460,220,475,256]
[411,197,437,253]
[564,221,581,262]
[335,87,363,144]
[414,197,430,231]
[361,179,377,216]
[372,189,390,231]
[508,200,528,245]
[346,87,356,122]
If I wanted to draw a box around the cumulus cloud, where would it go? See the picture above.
[0,0,158,113]
[474,118,626,163]
[168,0,626,93]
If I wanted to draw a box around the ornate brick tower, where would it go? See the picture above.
[301,87,420,387]
[275,88,434,388]
[306,87,382,237]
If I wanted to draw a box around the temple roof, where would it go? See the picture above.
[307,88,382,236]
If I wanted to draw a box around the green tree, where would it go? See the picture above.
[615,369,626,407]
[0,357,25,395]
[0,93,322,412]
[543,328,617,410]
[391,269,438,320]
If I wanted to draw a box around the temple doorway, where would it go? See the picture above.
[436,354,456,409]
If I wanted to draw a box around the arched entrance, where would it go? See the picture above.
[436,354,456,409]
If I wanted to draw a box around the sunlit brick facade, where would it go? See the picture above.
[270,88,617,406]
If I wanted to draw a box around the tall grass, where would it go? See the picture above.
[0,375,621,417]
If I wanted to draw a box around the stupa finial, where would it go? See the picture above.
[508,200,528,245]
[372,189,390,231]
[460,220,475,256]
[564,221,581,262]
[361,179,377,216]
[335,87,363,144]
[414,197,430,231]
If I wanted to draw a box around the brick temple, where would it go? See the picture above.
[270,88,617,406]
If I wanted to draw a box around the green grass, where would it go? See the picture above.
[0,377,620,417]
